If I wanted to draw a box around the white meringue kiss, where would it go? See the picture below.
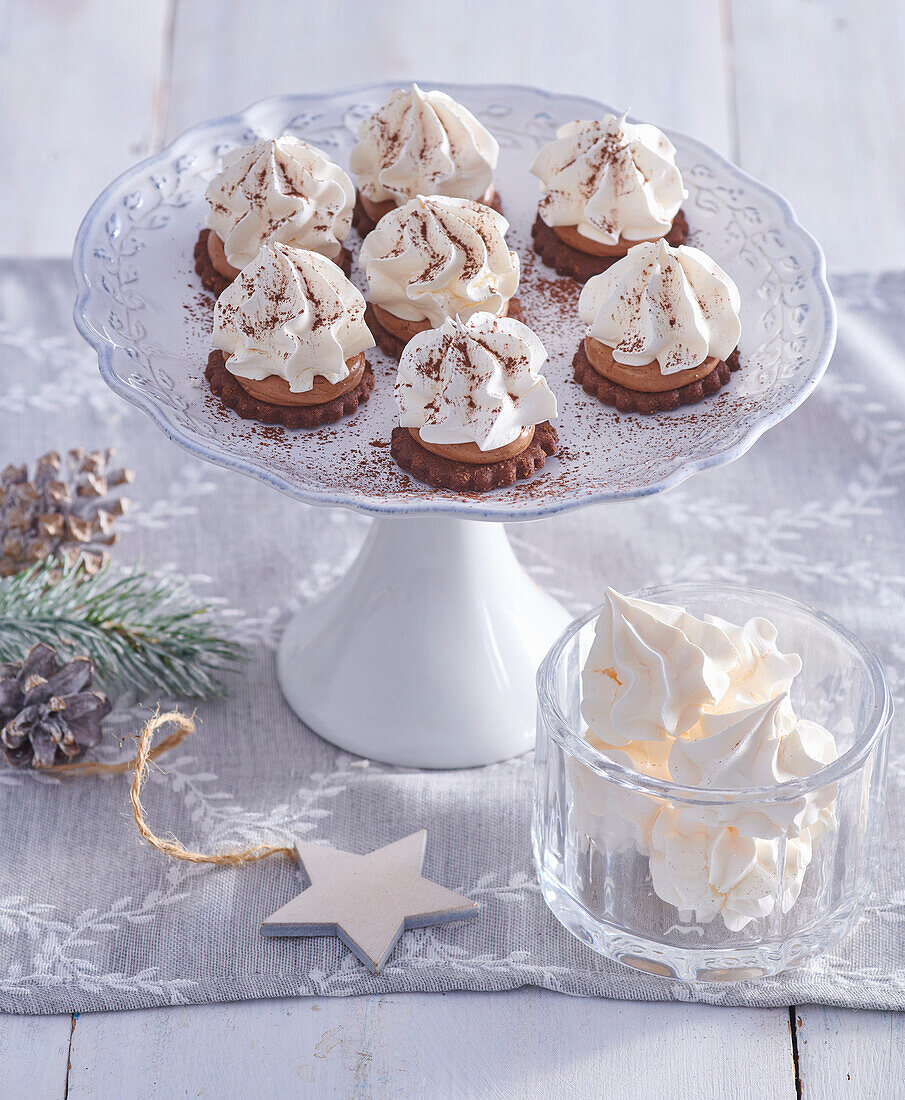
[581,588,743,746]
[648,808,827,932]
[359,195,519,326]
[205,136,354,269]
[579,241,742,374]
[395,313,557,451]
[670,695,838,839]
[350,84,498,206]
[213,243,373,393]
[531,113,686,245]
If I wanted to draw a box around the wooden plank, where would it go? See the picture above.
[67,992,796,1099]
[795,1007,905,1099]
[0,1011,72,1099]
[0,0,172,256]
[166,0,732,153]
[731,0,905,271]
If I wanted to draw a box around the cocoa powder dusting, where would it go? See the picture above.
[184,173,750,511]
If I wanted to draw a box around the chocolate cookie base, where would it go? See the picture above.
[366,298,525,361]
[390,421,558,492]
[352,190,504,237]
[194,229,232,297]
[572,342,741,414]
[193,229,352,296]
[205,350,375,427]
[532,211,690,284]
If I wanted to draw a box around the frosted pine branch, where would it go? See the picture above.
[0,559,246,697]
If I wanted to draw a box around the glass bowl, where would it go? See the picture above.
[533,583,893,982]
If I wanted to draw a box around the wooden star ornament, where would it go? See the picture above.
[261,829,478,973]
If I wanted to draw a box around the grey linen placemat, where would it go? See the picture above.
[0,261,902,1014]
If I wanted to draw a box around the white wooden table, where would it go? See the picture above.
[1,1,904,1095]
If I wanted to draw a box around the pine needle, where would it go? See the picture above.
[0,559,247,697]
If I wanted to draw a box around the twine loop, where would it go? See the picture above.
[46,708,296,866]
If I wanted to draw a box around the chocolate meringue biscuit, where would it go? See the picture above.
[203,135,354,270]
[208,241,375,426]
[530,113,689,283]
[349,85,500,227]
[392,312,558,491]
[574,239,742,413]
[359,194,521,358]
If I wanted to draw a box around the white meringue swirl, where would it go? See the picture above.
[530,113,686,246]
[581,588,745,746]
[359,195,520,326]
[569,734,670,854]
[395,313,557,451]
[709,613,801,710]
[672,696,837,839]
[205,136,354,269]
[349,85,499,206]
[577,588,838,930]
[670,696,795,789]
[648,808,827,932]
[579,240,742,374]
[212,243,374,393]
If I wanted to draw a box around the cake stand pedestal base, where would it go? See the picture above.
[277,515,570,768]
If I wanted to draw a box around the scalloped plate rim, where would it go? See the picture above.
[72,80,836,523]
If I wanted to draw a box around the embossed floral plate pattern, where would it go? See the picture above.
[73,83,835,520]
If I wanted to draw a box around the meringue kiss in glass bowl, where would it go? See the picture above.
[533,584,893,982]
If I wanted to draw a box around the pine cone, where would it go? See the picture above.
[0,449,133,578]
[0,644,112,768]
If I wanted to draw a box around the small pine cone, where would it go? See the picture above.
[37,514,65,538]
[0,644,112,768]
[0,449,132,577]
[0,464,26,487]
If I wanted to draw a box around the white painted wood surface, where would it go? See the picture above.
[165,0,734,153]
[0,0,172,257]
[66,992,796,1100]
[0,1012,71,1098]
[1,0,902,1096]
[731,0,905,273]
[795,1008,905,1099]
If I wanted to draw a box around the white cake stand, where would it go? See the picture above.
[72,82,836,768]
